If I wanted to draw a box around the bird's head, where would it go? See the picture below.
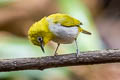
[28,17,54,53]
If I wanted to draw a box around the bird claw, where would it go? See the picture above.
[54,53,58,56]
[76,49,80,57]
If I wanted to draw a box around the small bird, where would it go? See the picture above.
[28,13,91,56]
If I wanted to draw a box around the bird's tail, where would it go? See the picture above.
[81,29,91,35]
[78,26,91,35]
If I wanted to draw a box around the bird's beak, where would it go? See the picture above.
[40,41,45,53]
[38,37,45,53]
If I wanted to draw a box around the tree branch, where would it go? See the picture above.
[0,49,120,72]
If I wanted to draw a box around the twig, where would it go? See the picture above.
[0,49,120,72]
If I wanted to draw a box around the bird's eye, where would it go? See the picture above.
[37,37,43,42]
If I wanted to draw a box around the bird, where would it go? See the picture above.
[28,13,91,56]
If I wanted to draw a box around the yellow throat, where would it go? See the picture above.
[28,17,54,46]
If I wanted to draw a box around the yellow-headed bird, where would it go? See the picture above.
[28,13,91,56]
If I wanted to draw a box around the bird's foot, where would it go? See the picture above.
[54,53,58,56]
[76,49,80,57]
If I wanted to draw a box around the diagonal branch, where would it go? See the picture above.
[0,49,120,72]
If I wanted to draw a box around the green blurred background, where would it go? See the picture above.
[0,0,120,80]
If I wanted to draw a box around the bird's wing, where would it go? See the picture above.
[48,13,91,35]
[47,13,82,27]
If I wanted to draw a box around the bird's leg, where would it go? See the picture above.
[75,38,80,57]
[54,43,60,56]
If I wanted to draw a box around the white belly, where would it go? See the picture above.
[48,23,79,44]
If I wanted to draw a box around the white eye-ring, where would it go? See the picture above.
[37,37,42,42]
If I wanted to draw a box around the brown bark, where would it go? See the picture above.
[0,49,120,72]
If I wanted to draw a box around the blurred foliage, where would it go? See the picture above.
[0,0,14,7]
